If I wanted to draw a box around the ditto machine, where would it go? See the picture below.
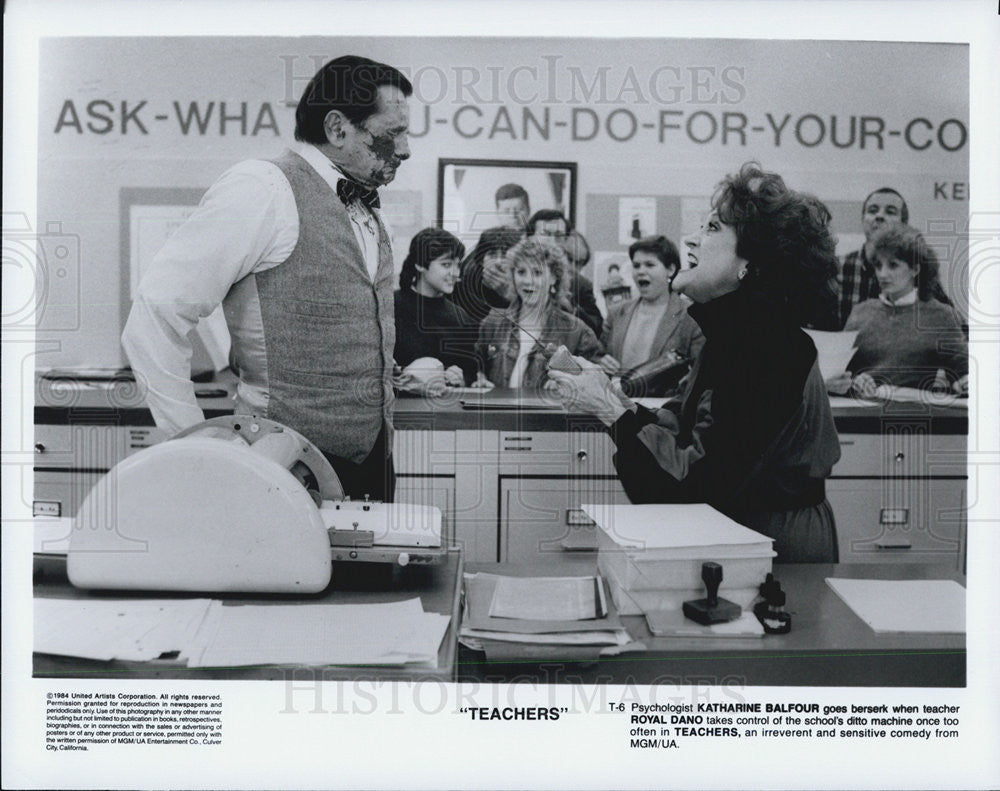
[67,417,443,593]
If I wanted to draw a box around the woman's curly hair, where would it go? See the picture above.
[506,238,571,311]
[712,162,839,324]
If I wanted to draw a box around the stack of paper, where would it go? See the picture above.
[33,597,452,668]
[825,578,965,633]
[188,598,451,667]
[582,504,775,617]
[34,598,213,662]
[460,573,632,650]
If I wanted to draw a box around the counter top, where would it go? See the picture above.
[460,557,966,687]
[32,551,964,686]
[34,375,968,434]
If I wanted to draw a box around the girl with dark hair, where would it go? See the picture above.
[393,228,478,393]
[449,226,523,324]
[836,225,968,396]
[550,163,842,562]
[475,238,604,391]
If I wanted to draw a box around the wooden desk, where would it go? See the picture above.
[459,557,966,688]
[33,549,464,682]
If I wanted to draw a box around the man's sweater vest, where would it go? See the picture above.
[255,150,394,463]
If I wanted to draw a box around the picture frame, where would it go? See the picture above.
[437,158,577,240]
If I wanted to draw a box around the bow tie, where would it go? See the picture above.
[336,178,380,210]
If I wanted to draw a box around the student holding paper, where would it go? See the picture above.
[829,225,968,397]
[549,163,841,562]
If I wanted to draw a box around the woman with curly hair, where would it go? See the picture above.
[835,224,968,397]
[475,238,604,391]
[550,163,842,562]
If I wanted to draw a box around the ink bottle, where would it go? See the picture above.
[754,573,792,634]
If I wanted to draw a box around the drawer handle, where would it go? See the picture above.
[875,539,912,550]
[35,443,46,453]
[894,452,905,462]
[576,450,588,462]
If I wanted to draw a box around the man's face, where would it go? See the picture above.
[862,191,905,241]
[560,232,588,271]
[533,218,568,243]
[497,197,529,228]
[338,85,411,187]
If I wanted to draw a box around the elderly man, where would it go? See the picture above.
[122,55,412,500]
[835,187,909,329]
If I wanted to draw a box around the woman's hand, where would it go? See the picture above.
[953,374,969,396]
[598,354,621,376]
[548,356,631,426]
[825,372,852,395]
[444,365,464,387]
[470,372,495,390]
[851,372,878,399]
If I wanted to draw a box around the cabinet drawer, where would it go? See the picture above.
[34,425,167,469]
[393,430,456,474]
[827,478,965,566]
[33,470,105,518]
[833,433,966,478]
[499,430,617,476]
[500,477,629,563]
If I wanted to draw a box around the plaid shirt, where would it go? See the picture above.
[837,247,880,329]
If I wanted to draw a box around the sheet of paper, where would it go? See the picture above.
[460,628,631,646]
[825,578,966,633]
[827,396,879,409]
[583,503,772,550]
[645,609,764,638]
[874,386,968,407]
[464,574,621,633]
[188,599,450,668]
[488,575,605,621]
[804,329,858,378]
[33,598,213,661]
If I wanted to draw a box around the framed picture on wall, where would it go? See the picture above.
[437,158,577,241]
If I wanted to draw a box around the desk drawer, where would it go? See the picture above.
[828,478,965,566]
[833,433,966,478]
[33,470,105,518]
[393,430,456,474]
[499,430,617,476]
[34,425,167,469]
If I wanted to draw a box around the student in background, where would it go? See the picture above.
[598,235,704,383]
[449,226,522,325]
[475,238,603,391]
[550,163,842,563]
[394,228,478,393]
[834,187,909,329]
[830,225,968,396]
[560,229,604,337]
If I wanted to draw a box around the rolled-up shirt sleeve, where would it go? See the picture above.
[121,161,297,436]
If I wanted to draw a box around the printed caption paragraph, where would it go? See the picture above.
[45,692,223,750]
[613,701,961,749]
